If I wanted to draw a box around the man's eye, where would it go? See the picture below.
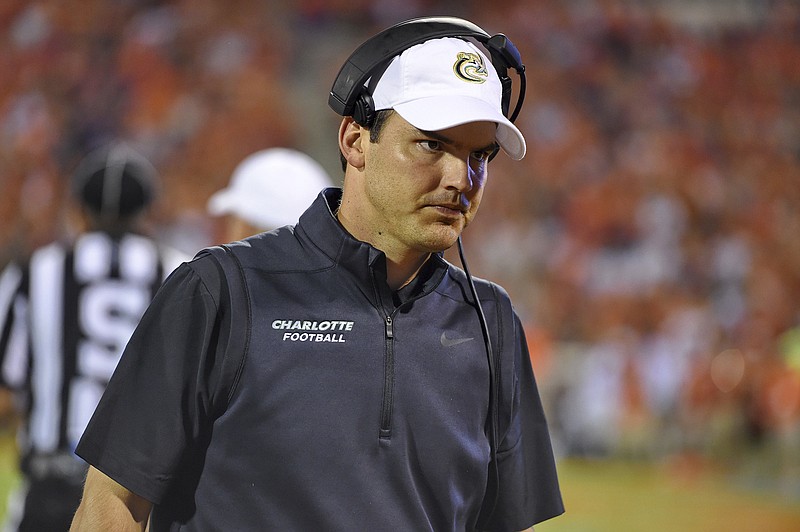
[419,140,441,152]
[472,148,495,162]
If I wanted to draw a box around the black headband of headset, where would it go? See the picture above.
[328,16,526,123]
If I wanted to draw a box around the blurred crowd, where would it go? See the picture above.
[2,0,799,498]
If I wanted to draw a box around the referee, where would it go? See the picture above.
[0,143,186,531]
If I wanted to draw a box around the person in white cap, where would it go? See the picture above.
[207,148,332,242]
[71,18,563,532]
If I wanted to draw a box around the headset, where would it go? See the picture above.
[329,17,528,525]
[328,16,526,129]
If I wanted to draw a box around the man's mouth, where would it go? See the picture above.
[430,204,465,216]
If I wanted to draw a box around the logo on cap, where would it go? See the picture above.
[453,52,488,84]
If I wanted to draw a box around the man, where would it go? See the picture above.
[71,19,564,531]
[207,147,332,241]
[0,143,186,531]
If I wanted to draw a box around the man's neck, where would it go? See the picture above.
[335,205,430,291]
[385,252,431,291]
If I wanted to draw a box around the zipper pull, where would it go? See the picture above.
[385,316,393,339]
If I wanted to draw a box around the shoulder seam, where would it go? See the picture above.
[220,245,251,409]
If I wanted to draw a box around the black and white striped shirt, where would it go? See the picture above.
[0,231,186,469]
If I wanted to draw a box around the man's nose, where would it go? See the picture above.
[441,154,473,192]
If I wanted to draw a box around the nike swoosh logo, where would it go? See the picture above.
[440,332,474,347]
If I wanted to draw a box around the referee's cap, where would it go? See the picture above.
[208,148,332,230]
[72,142,157,220]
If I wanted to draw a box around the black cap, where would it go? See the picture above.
[71,143,157,220]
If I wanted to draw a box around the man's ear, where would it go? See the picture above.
[338,117,366,170]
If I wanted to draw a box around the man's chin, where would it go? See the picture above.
[417,228,462,253]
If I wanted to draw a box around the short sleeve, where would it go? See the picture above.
[483,311,565,531]
[75,255,231,504]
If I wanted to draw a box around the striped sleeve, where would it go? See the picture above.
[0,262,29,388]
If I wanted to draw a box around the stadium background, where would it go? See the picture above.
[1,0,799,529]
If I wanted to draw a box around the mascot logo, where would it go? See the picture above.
[453,52,488,83]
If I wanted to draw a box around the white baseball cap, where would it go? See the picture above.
[208,148,332,229]
[371,37,526,160]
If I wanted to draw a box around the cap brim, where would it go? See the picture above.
[207,189,235,216]
[392,96,526,160]
[208,183,319,230]
[208,188,277,228]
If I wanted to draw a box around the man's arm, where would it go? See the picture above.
[70,466,152,532]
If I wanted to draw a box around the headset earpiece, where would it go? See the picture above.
[352,93,376,127]
[484,33,526,122]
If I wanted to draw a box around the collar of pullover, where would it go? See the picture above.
[297,187,447,304]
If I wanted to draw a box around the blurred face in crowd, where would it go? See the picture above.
[338,112,497,260]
